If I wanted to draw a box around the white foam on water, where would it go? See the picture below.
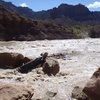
[0,38,100,99]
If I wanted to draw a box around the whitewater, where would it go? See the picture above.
[0,38,99,100]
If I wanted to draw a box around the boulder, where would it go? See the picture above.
[0,83,33,100]
[42,57,60,76]
[0,52,31,69]
[72,86,88,100]
[83,68,100,100]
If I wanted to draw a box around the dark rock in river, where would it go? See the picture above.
[0,52,30,69]
[42,57,60,76]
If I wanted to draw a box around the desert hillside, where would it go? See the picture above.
[0,0,100,40]
[0,5,78,41]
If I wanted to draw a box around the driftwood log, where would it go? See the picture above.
[17,53,48,73]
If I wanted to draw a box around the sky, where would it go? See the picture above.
[4,0,100,11]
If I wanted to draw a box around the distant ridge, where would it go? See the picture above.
[0,0,100,21]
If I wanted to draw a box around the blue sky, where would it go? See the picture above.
[4,0,100,11]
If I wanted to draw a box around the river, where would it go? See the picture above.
[0,38,99,100]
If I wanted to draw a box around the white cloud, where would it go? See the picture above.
[20,3,28,7]
[87,1,100,9]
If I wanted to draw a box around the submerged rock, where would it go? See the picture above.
[42,57,60,76]
[0,83,33,100]
[72,86,88,100]
[83,68,100,100]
